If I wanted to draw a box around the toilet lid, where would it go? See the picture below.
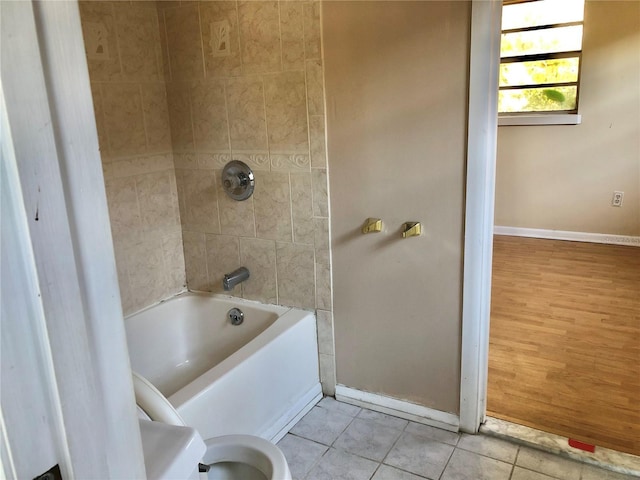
[132,371,186,427]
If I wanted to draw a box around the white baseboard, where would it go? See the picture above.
[493,226,640,247]
[335,385,459,432]
[265,383,323,443]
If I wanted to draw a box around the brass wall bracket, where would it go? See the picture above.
[402,222,422,238]
[362,218,383,234]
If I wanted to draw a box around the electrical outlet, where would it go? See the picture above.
[612,191,624,207]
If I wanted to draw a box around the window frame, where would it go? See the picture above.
[498,0,584,126]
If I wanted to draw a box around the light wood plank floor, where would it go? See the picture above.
[487,235,640,456]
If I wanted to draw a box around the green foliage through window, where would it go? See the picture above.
[499,0,585,115]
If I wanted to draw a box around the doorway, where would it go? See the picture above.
[486,0,640,455]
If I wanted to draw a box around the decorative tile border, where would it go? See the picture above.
[232,151,270,171]
[271,153,311,172]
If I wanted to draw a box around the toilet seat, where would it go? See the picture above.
[202,435,290,480]
[132,372,291,480]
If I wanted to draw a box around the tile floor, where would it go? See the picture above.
[277,397,638,480]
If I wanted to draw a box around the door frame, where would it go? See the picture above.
[1,1,145,477]
[459,0,502,433]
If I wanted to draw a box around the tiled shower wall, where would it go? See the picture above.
[79,1,186,315]
[158,0,335,393]
[80,0,335,393]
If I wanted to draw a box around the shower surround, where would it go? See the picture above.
[79,0,335,393]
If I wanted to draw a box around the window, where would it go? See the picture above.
[499,0,585,124]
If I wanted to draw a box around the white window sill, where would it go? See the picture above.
[498,114,581,126]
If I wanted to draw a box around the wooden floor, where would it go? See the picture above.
[487,235,640,456]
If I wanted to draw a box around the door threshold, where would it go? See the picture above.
[480,417,640,477]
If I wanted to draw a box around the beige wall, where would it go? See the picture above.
[156,1,333,387]
[324,2,470,413]
[495,0,640,236]
[79,1,185,315]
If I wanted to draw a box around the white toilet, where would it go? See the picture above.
[132,372,292,480]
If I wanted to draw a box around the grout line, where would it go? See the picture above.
[112,2,125,77]
[139,84,151,151]
[234,1,244,73]
[302,445,331,480]
[196,3,206,80]
[277,0,284,72]
[221,80,233,154]
[288,172,295,243]
[161,9,172,83]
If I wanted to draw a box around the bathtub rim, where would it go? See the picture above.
[124,289,301,321]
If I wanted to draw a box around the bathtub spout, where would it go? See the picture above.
[223,267,250,291]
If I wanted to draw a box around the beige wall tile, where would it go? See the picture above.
[136,170,180,232]
[315,260,332,310]
[89,83,110,160]
[198,152,232,170]
[239,237,277,304]
[113,240,134,315]
[205,234,241,294]
[103,153,174,180]
[238,1,281,74]
[217,179,256,237]
[104,176,141,237]
[200,1,243,78]
[81,1,186,316]
[291,173,314,244]
[82,0,332,321]
[164,5,205,81]
[232,152,270,172]
[276,242,315,309]
[180,169,221,233]
[313,217,329,264]
[226,77,268,151]
[126,236,169,309]
[174,169,187,222]
[142,84,173,152]
[309,115,327,168]
[167,85,194,151]
[280,1,305,70]
[174,152,198,170]
[264,71,309,153]
[157,4,172,81]
[115,3,163,81]
[254,171,293,242]
[316,310,334,356]
[270,153,310,173]
[79,1,122,82]
[305,58,324,116]
[303,1,321,60]
[311,168,328,217]
[191,80,230,151]
[319,353,336,396]
[162,230,187,291]
[102,83,147,157]
[183,230,209,291]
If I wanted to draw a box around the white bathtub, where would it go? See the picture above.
[125,292,322,443]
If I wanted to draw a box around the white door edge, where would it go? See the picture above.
[459,0,502,433]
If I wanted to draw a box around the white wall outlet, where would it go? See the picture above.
[612,191,624,207]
